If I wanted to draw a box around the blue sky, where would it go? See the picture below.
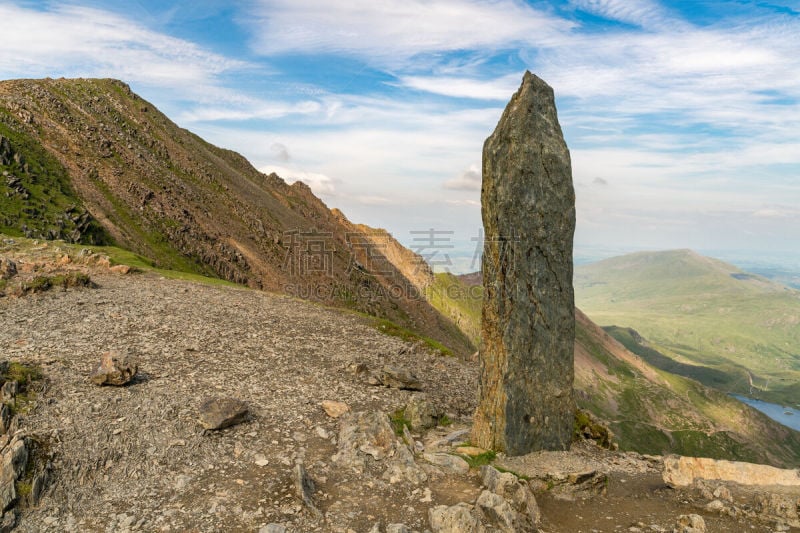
[1,0,799,271]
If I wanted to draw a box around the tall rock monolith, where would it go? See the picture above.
[472,71,576,455]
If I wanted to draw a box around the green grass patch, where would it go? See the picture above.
[390,408,411,436]
[3,361,44,415]
[0,116,110,244]
[17,272,94,295]
[373,318,452,356]
[461,450,497,468]
[438,414,453,427]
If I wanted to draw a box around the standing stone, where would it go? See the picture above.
[472,71,575,455]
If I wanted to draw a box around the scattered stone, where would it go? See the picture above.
[663,455,800,488]
[380,366,422,390]
[321,400,350,419]
[405,393,438,430]
[254,454,269,467]
[0,510,16,532]
[712,485,732,502]
[89,351,138,386]
[473,70,575,455]
[293,463,322,519]
[429,503,479,533]
[198,397,249,430]
[333,411,397,469]
[480,466,540,530]
[424,452,470,475]
[0,380,17,403]
[0,404,11,435]
[386,524,410,533]
[0,258,16,280]
[109,264,131,275]
[475,490,517,531]
[705,499,725,512]
[258,524,286,533]
[674,514,705,533]
[754,492,800,524]
[443,429,470,444]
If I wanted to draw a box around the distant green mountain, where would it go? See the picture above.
[575,250,800,405]
[434,272,800,466]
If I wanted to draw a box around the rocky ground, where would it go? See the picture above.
[1,240,799,532]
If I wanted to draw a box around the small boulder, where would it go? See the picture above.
[90,351,138,386]
[675,514,706,533]
[429,503,480,533]
[381,365,422,390]
[198,397,249,430]
[109,264,131,275]
[424,452,470,475]
[321,400,349,419]
[405,393,438,430]
[293,463,323,519]
[475,490,517,532]
[0,258,16,280]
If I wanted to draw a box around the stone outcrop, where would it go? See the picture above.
[472,71,576,455]
[332,410,427,485]
[663,455,800,488]
[90,351,138,386]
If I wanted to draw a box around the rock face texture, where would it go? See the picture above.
[472,71,576,455]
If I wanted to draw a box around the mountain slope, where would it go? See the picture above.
[0,77,473,356]
[449,273,800,466]
[575,249,800,404]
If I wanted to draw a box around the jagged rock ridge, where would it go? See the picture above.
[0,77,473,356]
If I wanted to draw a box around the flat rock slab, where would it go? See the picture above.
[320,400,350,419]
[90,351,138,386]
[381,366,421,390]
[663,455,800,488]
[198,397,249,430]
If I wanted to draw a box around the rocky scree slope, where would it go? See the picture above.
[0,77,473,357]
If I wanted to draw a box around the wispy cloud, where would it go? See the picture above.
[0,4,245,87]
[570,0,678,30]
[246,0,573,64]
[398,74,520,100]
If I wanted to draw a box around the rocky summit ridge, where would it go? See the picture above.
[0,77,473,358]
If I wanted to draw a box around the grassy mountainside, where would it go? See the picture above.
[575,250,800,405]
[0,77,473,356]
[446,273,800,466]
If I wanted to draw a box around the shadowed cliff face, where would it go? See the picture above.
[0,77,473,356]
[472,71,576,455]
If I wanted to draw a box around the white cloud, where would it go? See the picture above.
[246,0,573,63]
[444,165,482,191]
[398,74,520,100]
[571,0,678,30]
[0,4,244,87]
